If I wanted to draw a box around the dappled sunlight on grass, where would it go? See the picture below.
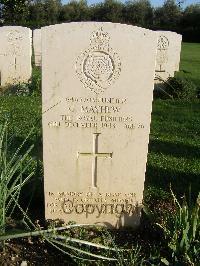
[146,100,200,202]
[176,42,200,88]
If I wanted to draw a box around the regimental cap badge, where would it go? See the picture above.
[157,35,169,50]
[75,27,121,94]
[90,27,110,48]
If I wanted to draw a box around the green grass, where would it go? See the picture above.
[176,42,200,88]
[0,96,43,206]
[146,100,200,203]
[0,96,41,140]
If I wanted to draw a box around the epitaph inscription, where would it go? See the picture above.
[47,191,138,218]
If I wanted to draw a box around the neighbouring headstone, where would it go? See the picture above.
[174,34,182,71]
[155,31,182,83]
[33,29,42,66]
[0,26,32,86]
[42,22,157,228]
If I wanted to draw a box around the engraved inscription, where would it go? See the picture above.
[47,96,145,131]
[76,28,121,94]
[156,35,169,73]
[47,192,138,218]
[5,30,24,83]
[7,30,23,56]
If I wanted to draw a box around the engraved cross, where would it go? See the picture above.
[77,133,113,189]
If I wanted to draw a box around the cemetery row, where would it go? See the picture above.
[0,25,182,87]
[1,23,183,228]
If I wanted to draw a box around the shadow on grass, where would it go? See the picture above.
[145,164,200,202]
[149,139,200,159]
[8,135,45,221]
[146,136,200,202]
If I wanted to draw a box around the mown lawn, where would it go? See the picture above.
[176,42,200,88]
[146,100,200,203]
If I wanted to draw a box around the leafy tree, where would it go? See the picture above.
[0,0,30,25]
[153,0,182,30]
[176,0,185,8]
[182,4,200,30]
[28,0,46,27]
[123,0,153,27]
[0,0,199,42]
[43,0,61,25]
[28,0,61,28]
[90,0,124,23]
[59,0,90,22]
[180,4,200,42]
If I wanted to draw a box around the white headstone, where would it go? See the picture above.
[0,26,32,86]
[174,34,182,71]
[42,22,157,228]
[33,29,42,67]
[155,31,182,83]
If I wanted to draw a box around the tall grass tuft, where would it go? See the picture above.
[157,190,200,265]
[0,120,35,237]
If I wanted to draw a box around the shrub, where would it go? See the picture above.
[0,82,31,96]
[164,76,198,100]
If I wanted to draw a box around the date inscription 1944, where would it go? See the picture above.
[48,96,145,130]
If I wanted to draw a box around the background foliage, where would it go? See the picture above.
[0,0,200,42]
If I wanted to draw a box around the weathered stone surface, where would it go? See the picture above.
[0,26,32,86]
[42,22,157,228]
[174,34,182,71]
[155,31,182,83]
[33,29,42,67]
